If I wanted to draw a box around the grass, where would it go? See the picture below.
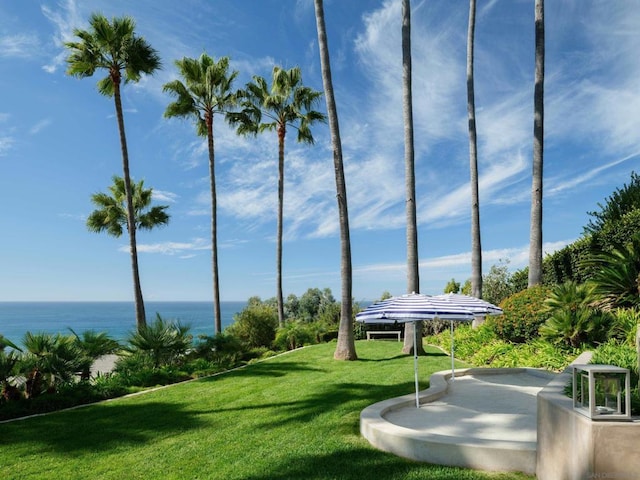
[0,341,532,480]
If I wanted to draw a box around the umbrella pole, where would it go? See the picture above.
[414,321,420,408]
[450,320,455,381]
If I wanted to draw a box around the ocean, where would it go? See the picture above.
[0,301,246,345]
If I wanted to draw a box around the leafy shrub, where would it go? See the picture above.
[125,314,192,368]
[226,303,278,349]
[490,285,552,343]
[539,281,613,348]
[273,321,315,351]
[609,308,640,346]
[191,333,245,369]
[591,339,639,387]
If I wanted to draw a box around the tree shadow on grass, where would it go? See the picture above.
[203,360,327,380]
[240,446,526,480]
[0,401,207,454]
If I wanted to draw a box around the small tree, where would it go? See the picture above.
[444,278,460,294]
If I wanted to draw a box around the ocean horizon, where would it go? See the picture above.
[0,301,247,345]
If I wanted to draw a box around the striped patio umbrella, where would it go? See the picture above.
[432,293,503,317]
[356,293,474,407]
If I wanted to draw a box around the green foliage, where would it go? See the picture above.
[274,321,316,351]
[226,302,278,349]
[191,333,245,369]
[69,329,120,380]
[444,278,460,294]
[539,281,613,348]
[125,314,192,368]
[460,279,472,295]
[482,260,517,306]
[610,308,640,346]
[585,236,640,309]
[586,171,640,235]
[491,285,552,343]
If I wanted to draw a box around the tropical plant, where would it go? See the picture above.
[163,54,238,335]
[87,175,170,238]
[444,278,461,294]
[229,66,325,327]
[125,315,192,369]
[539,281,612,348]
[20,332,83,398]
[585,236,640,309]
[313,0,356,361]
[191,333,244,368]
[609,308,640,346]
[274,321,315,351]
[69,329,120,381]
[65,13,161,330]
[399,0,425,357]
[0,349,21,401]
[528,0,545,286]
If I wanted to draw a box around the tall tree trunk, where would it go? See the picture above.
[207,112,222,334]
[467,0,482,299]
[529,0,545,287]
[314,0,357,361]
[113,80,146,330]
[400,0,425,356]
[276,125,286,327]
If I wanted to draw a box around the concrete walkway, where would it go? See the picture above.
[90,354,119,376]
[360,367,557,475]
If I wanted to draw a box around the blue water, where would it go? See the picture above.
[0,301,246,345]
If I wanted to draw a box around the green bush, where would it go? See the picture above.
[274,321,315,351]
[491,285,552,343]
[609,308,640,346]
[591,339,639,387]
[226,303,278,349]
[125,315,192,369]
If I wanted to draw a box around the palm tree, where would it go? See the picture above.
[69,329,120,381]
[400,0,425,356]
[528,0,545,287]
[163,54,238,335]
[65,13,161,329]
[87,176,170,330]
[229,66,326,327]
[314,0,357,361]
[467,0,483,299]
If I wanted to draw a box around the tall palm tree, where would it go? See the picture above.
[528,0,545,287]
[314,0,357,361]
[87,176,170,330]
[400,0,425,356]
[467,0,483,299]
[66,14,161,329]
[163,54,238,335]
[229,66,325,327]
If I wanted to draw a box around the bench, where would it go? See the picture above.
[366,330,402,341]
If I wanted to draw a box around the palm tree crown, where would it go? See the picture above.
[65,13,161,94]
[87,176,170,237]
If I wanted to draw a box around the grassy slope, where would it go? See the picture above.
[0,341,531,480]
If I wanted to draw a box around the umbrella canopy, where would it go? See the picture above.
[432,293,503,317]
[356,293,475,407]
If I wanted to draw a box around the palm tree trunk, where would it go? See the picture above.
[467,0,482,299]
[207,113,222,334]
[276,125,286,327]
[401,0,425,356]
[113,80,146,330]
[314,0,357,361]
[529,0,545,287]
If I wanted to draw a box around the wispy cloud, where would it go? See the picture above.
[152,189,179,203]
[0,33,40,58]
[127,238,210,255]
[41,0,83,73]
[29,118,52,135]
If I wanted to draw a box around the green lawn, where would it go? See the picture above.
[0,341,532,480]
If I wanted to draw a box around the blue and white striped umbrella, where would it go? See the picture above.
[431,293,503,317]
[356,293,476,324]
[356,293,475,408]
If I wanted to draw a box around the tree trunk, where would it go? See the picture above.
[114,80,146,330]
[400,0,425,356]
[276,125,286,327]
[314,0,357,361]
[467,0,482,299]
[207,112,222,334]
[529,0,545,287]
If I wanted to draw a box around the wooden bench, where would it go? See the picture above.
[366,330,402,341]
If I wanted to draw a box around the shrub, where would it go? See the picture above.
[490,285,552,343]
[609,308,640,346]
[273,321,315,351]
[591,339,639,387]
[539,281,613,348]
[226,303,278,349]
[125,314,192,369]
[191,333,245,369]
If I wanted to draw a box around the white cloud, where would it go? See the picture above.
[152,190,179,203]
[29,119,52,135]
[125,238,210,255]
[41,0,83,73]
[0,33,40,58]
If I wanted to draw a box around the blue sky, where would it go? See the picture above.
[1,0,639,303]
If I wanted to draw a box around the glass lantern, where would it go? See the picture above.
[572,364,631,421]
